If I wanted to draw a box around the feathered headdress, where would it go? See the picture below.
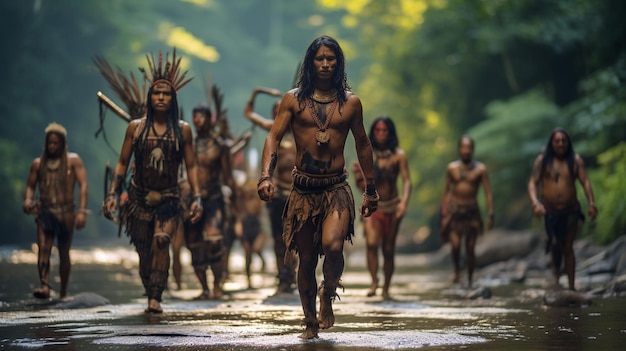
[140,48,193,91]
[92,56,146,120]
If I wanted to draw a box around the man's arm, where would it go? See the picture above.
[221,145,238,211]
[350,95,378,217]
[182,123,202,223]
[575,155,597,219]
[481,164,494,230]
[244,87,281,131]
[528,154,545,216]
[103,121,135,220]
[396,150,412,219]
[72,154,89,229]
[441,165,452,217]
[258,92,292,201]
[23,159,39,214]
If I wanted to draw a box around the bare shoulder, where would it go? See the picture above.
[345,90,362,105]
[283,89,299,104]
[395,147,407,158]
[127,118,143,134]
[448,160,461,169]
[178,120,191,130]
[68,152,83,161]
[574,153,585,164]
[475,160,488,171]
[31,157,41,169]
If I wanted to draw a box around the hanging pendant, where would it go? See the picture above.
[149,147,165,174]
[47,158,61,171]
[316,130,330,145]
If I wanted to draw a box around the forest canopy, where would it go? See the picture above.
[1,0,623,247]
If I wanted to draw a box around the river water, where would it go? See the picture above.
[0,244,624,350]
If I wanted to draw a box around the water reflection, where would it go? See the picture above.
[0,246,625,350]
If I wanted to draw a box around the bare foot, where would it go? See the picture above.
[318,292,335,330]
[33,286,50,299]
[451,272,460,285]
[145,299,163,313]
[210,286,224,300]
[193,290,211,300]
[366,279,378,297]
[382,289,390,300]
[299,319,319,339]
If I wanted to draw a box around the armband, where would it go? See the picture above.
[365,184,377,196]
[257,176,271,187]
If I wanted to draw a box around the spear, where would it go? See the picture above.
[97,91,132,122]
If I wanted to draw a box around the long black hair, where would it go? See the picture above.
[541,127,576,178]
[138,84,183,150]
[369,116,399,151]
[294,35,350,108]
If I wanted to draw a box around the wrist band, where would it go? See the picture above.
[257,176,271,187]
[364,191,380,202]
[365,184,376,196]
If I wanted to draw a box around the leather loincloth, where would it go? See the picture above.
[282,169,355,258]
[543,201,584,253]
[439,201,483,243]
[36,202,74,242]
[122,180,181,251]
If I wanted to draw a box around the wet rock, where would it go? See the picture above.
[54,292,110,309]
[543,289,592,307]
[475,230,539,268]
[441,286,492,300]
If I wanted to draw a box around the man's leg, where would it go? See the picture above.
[449,230,462,284]
[550,237,563,288]
[34,225,53,298]
[57,216,75,298]
[192,264,210,299]
[319,210,350,330]
[207,237,225,299]
[171,222,184,290]
[269,198,294,293]
[294,223,319,339]
[242,239,254,288]
[363,218,380,296]
[381,215,400,299]
[563,223,578,290]
[146,219,175,313]
[465,233,478,288]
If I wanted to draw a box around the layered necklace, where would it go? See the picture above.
[307,88,338,146]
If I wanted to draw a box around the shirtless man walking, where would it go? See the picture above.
[257,35,378,339]
[185,104,237,300]
[528,127,597,290]
[245,86,297,294]
[440,135,494,287]
[23,123,88,299]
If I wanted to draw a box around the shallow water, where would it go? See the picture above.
[0,245,624,350]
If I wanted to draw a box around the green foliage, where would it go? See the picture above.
[0,139,34,243]
[1,0,624,247]
[468,90,562,227]
[588,143,626,244]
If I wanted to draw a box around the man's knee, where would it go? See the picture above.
[154,232,171,249]
[207,236,226,263]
